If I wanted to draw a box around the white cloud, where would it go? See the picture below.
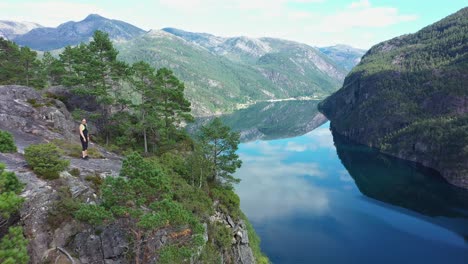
[349,0,371,9]
[0,0,419,48]
[235,148,329,221]
[0,1,109,27]
[285,142,308,152]
[317,1,418,33]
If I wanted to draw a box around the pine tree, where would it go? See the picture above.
[131,61,160,153]
[198,118,242,186]
[41,51,65,86]
[156,68,193,144]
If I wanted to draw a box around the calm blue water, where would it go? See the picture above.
[234,122,468,264]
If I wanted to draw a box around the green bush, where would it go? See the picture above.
[0,164,24,219]
[69,168,80,177]
[47,187,80,229]
[24,143,70,179]
[0,164,23,194]
[26,98,44,108]
[209,222,232,251]
[0,226,29,264]
[197,243,221,263]
[158,244,192,264]
[0,130,17,153]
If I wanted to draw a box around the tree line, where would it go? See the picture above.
[0,31,242,187]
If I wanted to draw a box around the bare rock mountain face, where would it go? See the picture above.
[0,85,256,264]
[0,20,42,40]
[12,14,146,51]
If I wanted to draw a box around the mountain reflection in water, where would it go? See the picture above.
[234,121,468,264]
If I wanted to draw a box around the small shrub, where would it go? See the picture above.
[0,226,29,264]
[0,130,17,153]
[0,164,25,219]
[85,174,103,191]
[158,244,193,264]
[24,143,70,180]
[209,222,232,251]
[69,168,80,177]
[26,98,44,108]
[74,204,113,226]
[0,164,24,194]
[47,187,80,229]
[0,192,24,219]
[197,243,221,263]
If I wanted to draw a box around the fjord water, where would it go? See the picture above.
[234,121,468,264]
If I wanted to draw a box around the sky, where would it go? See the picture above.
[0,0,466,49]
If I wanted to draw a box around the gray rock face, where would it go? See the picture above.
[0,85,76,149]
[13,14,146,51]
[0,20,42,39]
[209,211,256,264]
[72,225,129,264]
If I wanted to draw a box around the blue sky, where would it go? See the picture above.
[0,0,466,48]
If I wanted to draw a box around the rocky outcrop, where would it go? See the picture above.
[0,85,76,148]
[0,85,259,264]
[209,211,256,264]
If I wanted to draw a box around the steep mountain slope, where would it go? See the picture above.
[116,30,281,115]
[0,85,259,263]
[13,14,146,51]
[6,14,361,116]
[0,20,42,39]
[119,28,348,115]
[319,44,366,71]
[319,7,468,188]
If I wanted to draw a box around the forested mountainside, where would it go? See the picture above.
[3,14,364,115]
[117,29,347,115]
[0,30,269,263]
[319,7,468,188]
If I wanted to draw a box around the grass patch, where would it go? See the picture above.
[84,174,103,191]
[69,168,80,177]
[52,139,104,159]
[26,98,44,108]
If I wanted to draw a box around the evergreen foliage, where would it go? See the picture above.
[0,130,17,153]
[24,143,70,179]
[0,164,28,264]
[198,118,242,186]
[0,163,25,219]
[0,38,44,88]
[0,227,29,264]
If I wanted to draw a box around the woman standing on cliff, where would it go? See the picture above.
[79,119,90,160]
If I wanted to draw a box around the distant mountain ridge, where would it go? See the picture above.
[117,28,349,115]
[0,20,42,39]
[319,45,366,71]
[12,14,146,51]
[3,14,365,115]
